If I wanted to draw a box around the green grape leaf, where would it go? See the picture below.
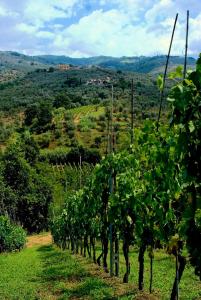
[196,53,201,74]
[195,209,201,229]
[169,66,183,80]
[188,120,195,133]
[157,75,164,91]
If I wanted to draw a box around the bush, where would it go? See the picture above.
[40,145,101,165]
[0,216,26,253]
[37,132,51,148]
[66,121,75,132]
[98,114,106,122]
[53,93,71,109]
[68,130,75,139]
[78,116,96,132]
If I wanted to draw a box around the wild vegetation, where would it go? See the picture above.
[0,132,53,233]
[0,215,26,252]
[0,49,200,300]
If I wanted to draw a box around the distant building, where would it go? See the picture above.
[58,64,71,71]
[86,77,111,86]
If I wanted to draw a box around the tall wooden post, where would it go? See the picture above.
[131,79,134,144]
[109,84,114,277]
[183,10,189,79]
[157,13,178,131]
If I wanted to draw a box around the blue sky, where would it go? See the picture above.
[0,0,201,57]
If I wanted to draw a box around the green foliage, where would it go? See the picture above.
[53,92,71,109]
[168,65,183,80]
[117,77,130,92]
[157,74,164,91]
[0,174,18,218]
[2,143,31,192]
[0,216,26,252]
[20,131,39,165]
[17,172,52,233]
[0,135,53,233]
[78,116,96,132]
[51,55,201,296]
[64,77,81,87]
[168,56,201,279]
[0,122,14,143]
[40,145,100,165]
[36,131,51,148]
[0,64,160,111]
[52,121,179,250]
[24,104,39,126]
[24,102,52,133]
[48,67,55,72]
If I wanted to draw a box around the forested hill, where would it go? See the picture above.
[0,51,196,75]
[0,66,159,110]
[36,54,196,74]
[0,51,50,79]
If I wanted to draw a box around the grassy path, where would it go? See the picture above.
[0,234,201,299]
[0,233,154,300]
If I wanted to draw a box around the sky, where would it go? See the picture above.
[0,0,201,58]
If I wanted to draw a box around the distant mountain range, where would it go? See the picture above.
[0,51,196,76]
[36,54,196,74]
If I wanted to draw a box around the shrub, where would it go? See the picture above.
[98,114,106,122]
[55,129,62,139]
[37,132,51,148]
[78,116,96,132]
[93,136,102,148]
[0,216,26,253]
[113,123,120,132]
[68,130,75,139]
[53,93,71,109]
[66,121,75,132]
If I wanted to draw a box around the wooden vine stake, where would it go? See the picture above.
[183,10,189,79]
[156,13,178,131]
[109,84,114,277]
[131,78,134,144]
[176,11,189,300]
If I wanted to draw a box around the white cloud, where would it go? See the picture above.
[0,0,201,57]
[16,23,37,34]
[145,0,175,23]
[36,31,54,39]
[0,5,6,16]
[55,7,190,57]
[0,3,18,17]
[24,0,80,26]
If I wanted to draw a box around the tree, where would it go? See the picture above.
[24,102,52,133]
[1,139,53,233]
[24,104,39,126]
[3,144,31,193]
[0,174,18,220]
[53,93,71,109]
[21,132,39,165]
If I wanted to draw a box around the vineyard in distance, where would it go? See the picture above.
[0,48,201,300]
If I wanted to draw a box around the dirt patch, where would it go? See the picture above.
[26,233,52,248]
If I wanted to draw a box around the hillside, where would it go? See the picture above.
[0,65,159,110]
[0,51,50,82]
[36,54,196,74]
[0,51,196,77]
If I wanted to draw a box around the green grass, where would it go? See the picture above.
[0,246,44,299]
[0,244,116,300]
[95,244,201,300]
[67,105,100,118]
[40,146,70,156]
[1,239,200,300]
